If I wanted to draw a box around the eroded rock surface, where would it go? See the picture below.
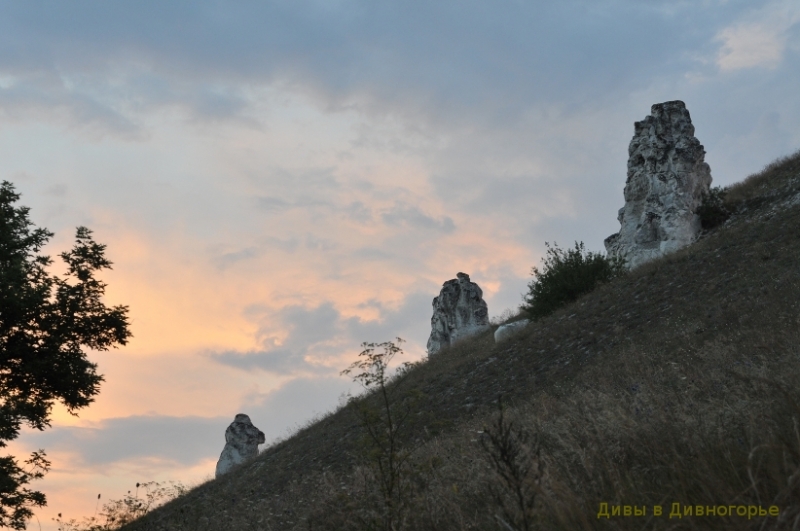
[427,272,490,356]
[494,319,530,343]
[215,413,265,478]
[605,100,712,269]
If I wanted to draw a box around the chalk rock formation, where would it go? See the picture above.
[605,100,712,269]
[427,272,490,356]
[494,319,530,343]
[215,414,265,478]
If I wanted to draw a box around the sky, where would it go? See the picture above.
[1,0,799,528]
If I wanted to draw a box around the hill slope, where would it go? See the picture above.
[121,149,800,531]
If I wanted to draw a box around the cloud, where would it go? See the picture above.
[0,75,145,139]
[209,291,433,375]
[716,24,785,70]
[304,233,337,251]
[213,246,262,270]
[209,348,318,375]
[0,1,746,134]
[343,291,433,345]
[208,302,344,374]
[714,1,800,71]
[352,247,393,261]
[16,415,229,468]
[250,168,339,214]
[254,196,291,213]
[44,183,68,197]
[343,201,373,224]
[210,237,300,271]
[13,379,358,469]
[239,376,356,444]
[380,202,455,233]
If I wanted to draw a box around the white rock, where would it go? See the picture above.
[605,100,712,269]
[494,319,530,343]
[215,413,265,478]
[427,272,490,356]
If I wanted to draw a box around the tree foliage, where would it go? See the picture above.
[341,338,419,530]
[0,181,131,529]
[522,241,626,321]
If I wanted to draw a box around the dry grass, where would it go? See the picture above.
[119,149,800,531]
[722,148,800,215]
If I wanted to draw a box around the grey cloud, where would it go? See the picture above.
[344,201,373,224]
[210,290,435,374]
[184,87,251,122]
[305,234,337,251]
[430,164,625,254]
[255,196,291,212]
[209,348,322,374]
[13,380,362,469]
[44,183,68,197]
[272,302,341,347]
[254,196,332,213]
[0,1,755,131]
[212,237,299,270]
[251,168,339,214]
[261,166,340,191]
[17,378,361,466]
[210,302,343,374]
[431,171,545,215]
[242,303,270,318]
[2,2,795,200]
[264,236,300,253]
[352,247,393,261]
[380,202,455,233]
[240,376,356,445]
[481,265,536,321]
[214,246,261,270]
[0,77,144,138]
[688,65,800,183]
[343,291,433,346]
[16,415,229,468]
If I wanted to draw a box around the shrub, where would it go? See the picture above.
[53,481,187,531]
[340,338,418,530]
[696,185,731,230]
[480,396,543,531]
[522,241,625,321]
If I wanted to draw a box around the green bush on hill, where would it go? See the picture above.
[522,241,626,321]
[697,185,731,230]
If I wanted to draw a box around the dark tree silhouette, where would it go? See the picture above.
[0,181,131,529]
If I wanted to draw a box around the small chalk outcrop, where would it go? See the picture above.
[427,272,490,356]
[605,100,712,269]
[494,319,530,343]
[215,413,265,478]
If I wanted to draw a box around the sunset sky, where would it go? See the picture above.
[2,1,800,528]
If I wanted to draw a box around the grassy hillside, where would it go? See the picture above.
[118,149,800,531]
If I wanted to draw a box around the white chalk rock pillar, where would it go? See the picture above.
[215,414,266,478]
